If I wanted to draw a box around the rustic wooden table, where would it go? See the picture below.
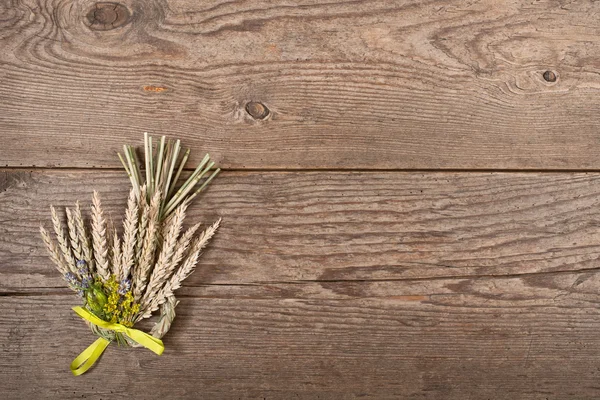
[2,0,600,399]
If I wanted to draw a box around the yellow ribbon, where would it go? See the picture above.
[70,306,164,376]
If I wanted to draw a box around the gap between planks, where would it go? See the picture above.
[5,265,600,298]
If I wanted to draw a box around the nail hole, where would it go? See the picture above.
[543,70,557,83]
[245,101,269,120]
[86,2,130,31]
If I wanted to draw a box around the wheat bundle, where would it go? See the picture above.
[40,133,220,375]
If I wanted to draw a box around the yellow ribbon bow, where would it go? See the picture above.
[70,306,164,376]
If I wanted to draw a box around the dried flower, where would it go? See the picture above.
[78,260,93,288]
[64,272,80,288]
[40,133,221,374]
[118,279,132,295]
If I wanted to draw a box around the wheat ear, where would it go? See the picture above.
[40,225,69,275]
[133,190,162,301]
[65,208,83,261]
[142,222,201,309]
[136,247,200,320]
[138,218,220,320]
[191,218,220,254]
[140,202,187,308]
[50,205,78,275]
[91,191,110,282]
[74,201,93,271]
[164,222,202,279]
[121,188,138,280]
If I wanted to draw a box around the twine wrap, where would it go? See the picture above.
[71,297,178,375]
[86,295,178,346]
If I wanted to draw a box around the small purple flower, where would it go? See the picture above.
[65,272,78,286]
[77,290,85,298]
[77,260,90,274]
[64,272,82,293]
[81,275,92,289]
[118,279,132,295]
[77,261,93,288]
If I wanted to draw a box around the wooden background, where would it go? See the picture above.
[2,0,600,398]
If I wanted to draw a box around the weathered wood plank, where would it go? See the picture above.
[3,170,600,398]
[3,169,600,294]
[2,294,600,399]
[2,0,600,169]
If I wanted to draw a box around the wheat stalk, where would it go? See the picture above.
[149,296,178,338]
[43,134,222,351]
[191,218,221,254]
[139,222,202,313]
[121,188,138,280]
[65,208,83,261]
[74,201,93,271]
[169,148,189,198]
[164,221,202,278]
[163,156,212,216]
[111,228,122,279]
[135,185,149,263]
[137,218,220,320]
[133,190,162,301]
[136,247,200,320]
[50,205,78,275]
[140,202,187,308]
[91,191,110,282]
[40,225,69,275]
[128,296,179,346]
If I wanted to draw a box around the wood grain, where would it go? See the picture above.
[3,1,600,396]
[2,294,600,399]
[3,169,600,295]
[2,0,600,169]
[3,171,600,398]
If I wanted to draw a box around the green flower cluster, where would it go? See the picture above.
[85,275,140,328]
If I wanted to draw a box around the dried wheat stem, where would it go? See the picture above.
[91,191,110,282]
[154,135,166,191]
[185,168,220,205]
[135,185,149,262]
[121,188,138,280]
[118,151,138,197]
[163,139,180,203]
[111,228,122,279]
[168,148,190,198]
[163,156,211,216]
[149,296,178,339]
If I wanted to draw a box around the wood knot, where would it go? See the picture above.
[245,101,269,120]
[143,85,167,93]
[86,2,130,31]
[543,70,557,83]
